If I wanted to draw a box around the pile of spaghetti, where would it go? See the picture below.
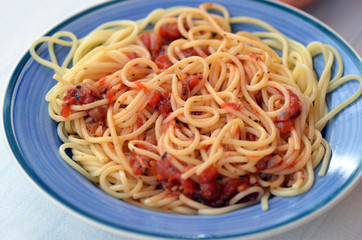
[31,3,362,214]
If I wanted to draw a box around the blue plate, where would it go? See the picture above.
[3,0,362,239]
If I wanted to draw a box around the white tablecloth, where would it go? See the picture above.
[1,1,361,239]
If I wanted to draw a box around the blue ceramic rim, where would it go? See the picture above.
[2,0,362,239]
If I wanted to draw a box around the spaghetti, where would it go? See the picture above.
[30,3,362,215]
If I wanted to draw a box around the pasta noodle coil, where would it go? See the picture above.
[30,3,362,215]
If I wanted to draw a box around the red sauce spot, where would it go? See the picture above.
[129,153,156,175]
[61,83,100,118]
[255,155,274,171]
[184,73,203,90]
[159,22,182,44]
[105,84,126,101]
[136,118,143,128]
[154,55,173,70]
[98,77,107,92]
[88,105,108,121]
[276,91,301,121]
[275,119,293,133]
[246,132,256,141]
[220,102,243,110]
[148,155,257,207]
[130,154,146,175]
[181,48,199,58]
[126,51,139,60]
[105,90,115,101]
[182,178,197,195]
[135,81,147,90]
[220,178,248,201]
[155,156,196,195]
[274,91,301,133]
[180,82,190,100]
[165,192,177,198]
[61,104,71,118]
[255,91,263,107]
[249,52,263,62]
[139,32,162,59]
[85,120,106,136]
[148,89,172,117]
[181,47,210,58]
[198,165,219,202]
[208,177,251,207]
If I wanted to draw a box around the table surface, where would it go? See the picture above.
[1,0,361,239]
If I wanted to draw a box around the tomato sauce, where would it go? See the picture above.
[255,155,274,171]
[126,51,139,60]
[154,156,196,195]
[159,22,182,44]
[61,83,101,118]
[129,153,157,175]
[274,91,301,133]
[249,52,263,62]
[139,32,162,59]
[148,89,172,117]
[184,73,203,90]
[220,102,243,110]
[132,150,257,207]
[255,91,263,107]
[61,80,128,136]
[246,132,256,141]
[154,55,173,70]
[198,165,219,202]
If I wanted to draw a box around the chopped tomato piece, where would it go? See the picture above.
[209,177,250,207]
[130,154,146,175]
[63,83,100,105]
[156,157,175,181]
[276,91,301,121]
[61,83,100,118]
[105,90,115,100]
[148,89,172,116]
[85,120,106,137]
[184,73,203,90]
[139,32,162,58]
[129,153,156,175]
[198,165,219,201]
[60,104,71,118]
[275,119,293,133]
[182,48,199,58]
[97,77,108,93]
[221,178,248,200]
[180,82,190,101]
[274,90,301,133]
[154,55,173,70]
[182,178,197,195]
[159,22,182,43]
[88,105,108,121]
[198,165,218,183]
[154,156,197,195]
[181,46,210,58]
[104,84,125,101]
